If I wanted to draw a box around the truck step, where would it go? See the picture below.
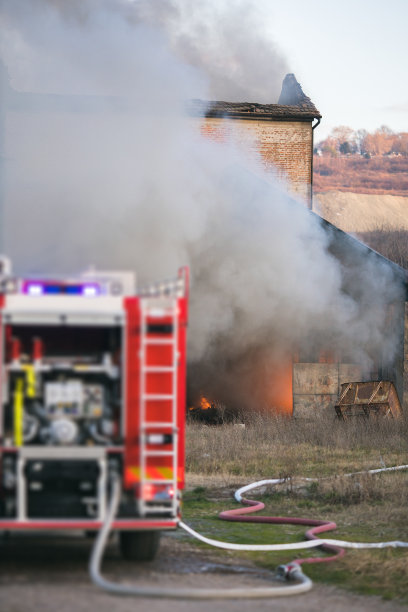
[142,366,176,373]
[143,338,175,345]
[142,450,175,457]
[140,307,178,316]
[143,394,174,401]
[141,422,177,429]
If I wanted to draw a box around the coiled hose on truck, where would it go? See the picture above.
[90,465,408,599]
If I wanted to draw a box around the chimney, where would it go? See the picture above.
[278,73,308,106]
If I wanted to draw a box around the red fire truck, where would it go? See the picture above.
[0,257,188,560]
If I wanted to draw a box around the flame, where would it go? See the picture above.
[200,396,212,410]
[189,395,212,411]
[267,358,293,415]
[248,352,293,416]
[188,356,294,417]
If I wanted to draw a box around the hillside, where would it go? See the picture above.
[313,155,408,196]
[313,191,408,232]
[313,138,408,269]
[313,192,408,270]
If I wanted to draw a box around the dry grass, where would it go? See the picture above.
[186,412,408,486]
[357,226,408,269]
[314,155,408,196]
[184,413,408,600]
[340,551,408,601]
[309,471,408,506]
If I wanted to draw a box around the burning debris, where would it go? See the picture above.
[188,396,238,424]
[198,396,212,411]
[188,395,213,413]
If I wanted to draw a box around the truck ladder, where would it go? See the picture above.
[139,300,179,516]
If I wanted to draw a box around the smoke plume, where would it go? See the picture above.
[130,0,289,103]
[0,1,404,409]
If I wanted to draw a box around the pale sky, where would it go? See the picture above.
[264,0,408,140]
[1,0,407,142]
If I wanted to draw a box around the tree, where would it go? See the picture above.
[317,136,338,157]
[355,129,368,155]
[331,126,354,144]
[364,126,394,156]
[328,126,357,155]
[390,133,408,156]
[339,141,352,155]
[315,126,407,158]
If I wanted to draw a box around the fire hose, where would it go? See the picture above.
[90,465,408,599]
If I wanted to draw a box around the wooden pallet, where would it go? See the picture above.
[335,381,402,419]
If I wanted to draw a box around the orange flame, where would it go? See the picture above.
[248,353,293,416]
[189,395,212,411]
[199,396,212,410]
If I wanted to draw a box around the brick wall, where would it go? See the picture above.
[198,117,313,204]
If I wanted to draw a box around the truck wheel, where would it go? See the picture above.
[119,530,160,561]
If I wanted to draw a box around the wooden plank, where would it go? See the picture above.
[293,394,338,418]
[293,363,338,395]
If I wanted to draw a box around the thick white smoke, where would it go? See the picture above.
[0,1,404,408]
[131,0,289,102]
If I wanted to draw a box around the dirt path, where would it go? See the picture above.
[0,531,405,612]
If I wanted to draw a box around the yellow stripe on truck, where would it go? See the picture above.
[23,365,36,398]
[126,466,174,481]
[158,467,173,479]
[14,378,24,447]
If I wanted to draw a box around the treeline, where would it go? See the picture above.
[314,126,408,195]
[316,126,408,158]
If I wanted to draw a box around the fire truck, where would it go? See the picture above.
[0,256,188,561]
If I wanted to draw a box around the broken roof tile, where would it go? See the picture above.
[188,74,321,121]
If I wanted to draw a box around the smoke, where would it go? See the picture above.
[130,0,289,103]
[1,0,288,101]
[0,1,404,409]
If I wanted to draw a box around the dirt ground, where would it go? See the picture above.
[0,530,406,612]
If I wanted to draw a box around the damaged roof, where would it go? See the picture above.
[188,74,321,122]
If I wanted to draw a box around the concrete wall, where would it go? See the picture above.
[293,362,363,418]
[198,118,313,204]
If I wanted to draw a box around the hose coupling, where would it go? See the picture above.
[277,562,302,581]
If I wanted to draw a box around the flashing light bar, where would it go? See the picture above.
[22,281,102,297]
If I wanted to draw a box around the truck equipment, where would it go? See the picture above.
[0,256,188,561]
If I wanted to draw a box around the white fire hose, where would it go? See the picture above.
[89,465,408,599]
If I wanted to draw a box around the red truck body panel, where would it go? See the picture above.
[0,262,188,532]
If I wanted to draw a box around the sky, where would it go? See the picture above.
[266,0,408,140]
[1,0,407,143]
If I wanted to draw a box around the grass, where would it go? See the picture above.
[357,226,408,269]
[184,414,408,602]
[186,412,408,478]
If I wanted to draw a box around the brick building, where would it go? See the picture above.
[192,74,408,417]
[189,73,321,207]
